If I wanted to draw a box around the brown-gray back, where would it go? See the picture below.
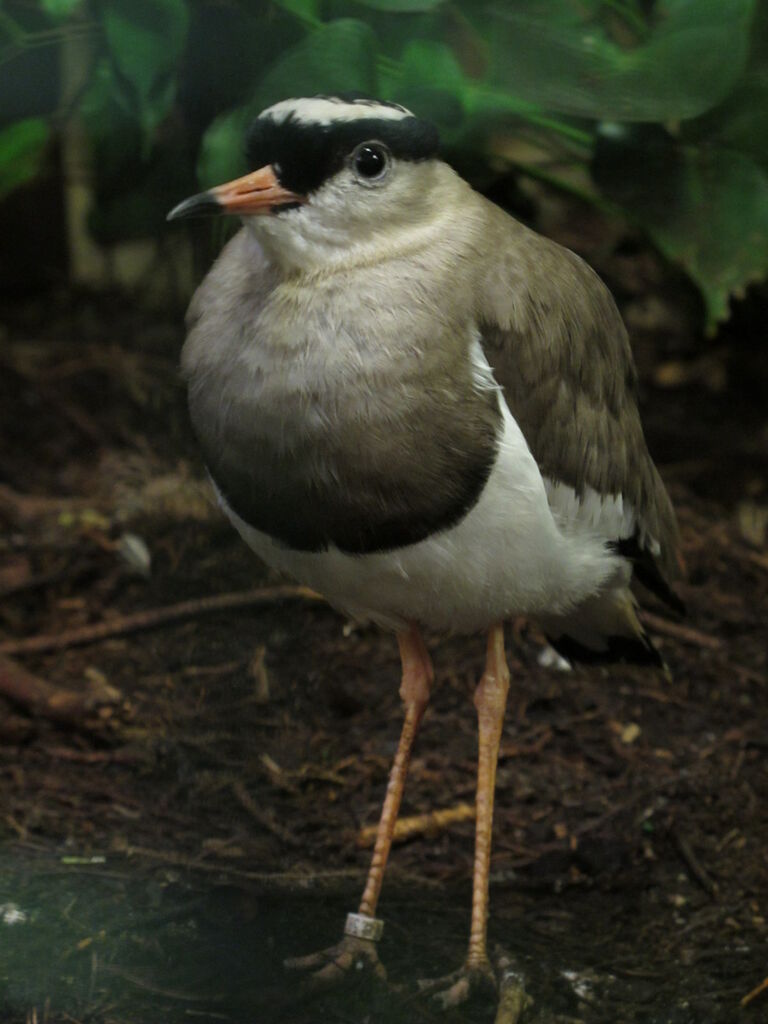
[473,199,680,595]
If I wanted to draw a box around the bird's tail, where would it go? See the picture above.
[543,586,665,669]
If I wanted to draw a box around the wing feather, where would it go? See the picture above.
[474,202,681,601]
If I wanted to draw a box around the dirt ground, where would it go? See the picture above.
[0,218,766,1024]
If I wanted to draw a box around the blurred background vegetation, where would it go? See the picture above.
[1,0,767,330]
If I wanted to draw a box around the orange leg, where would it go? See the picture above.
[417,624,521,1014]
[467,622,510,970]
[358,625,434,919]
[285,625,433,983]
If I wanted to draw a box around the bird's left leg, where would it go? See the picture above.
[284,625,433,988]
[420,624,531,1022]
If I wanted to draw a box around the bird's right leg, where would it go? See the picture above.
[284,625,433,988]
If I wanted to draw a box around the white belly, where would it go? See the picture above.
[218,400,624,633]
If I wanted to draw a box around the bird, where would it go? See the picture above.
[168,94,682,1015]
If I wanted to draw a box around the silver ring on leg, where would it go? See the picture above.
[344,912,384,942]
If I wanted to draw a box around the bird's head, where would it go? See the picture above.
[168,95,448,272]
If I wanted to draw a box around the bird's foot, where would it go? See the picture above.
[284,933,387,991]
[418,949,532,1023]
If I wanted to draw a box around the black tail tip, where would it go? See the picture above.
[548,631,665,669]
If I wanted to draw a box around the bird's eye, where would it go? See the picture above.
[352,142,390,182]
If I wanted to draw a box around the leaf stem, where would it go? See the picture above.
[466,83,593,148]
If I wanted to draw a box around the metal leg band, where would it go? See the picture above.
[344,912,384,942]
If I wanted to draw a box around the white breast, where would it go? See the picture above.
[216,394,626,634]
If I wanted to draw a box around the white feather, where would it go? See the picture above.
[544,479,636,542]
[469,336,502,393]
[544,479,662,557]
[261,97,412,127]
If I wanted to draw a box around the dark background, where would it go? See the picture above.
[0,2,766,1022]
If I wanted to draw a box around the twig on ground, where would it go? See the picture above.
[0,698,34,741]
[742,550,768,573]
[741,976,768,1008]
[674,831,719,897]
[40,746,145,764]
[356,802,475,848]
[101,964,223,1002]
[0,654,119,726]
[118,841,364,885]
[0,585,322,656]
[0,567,70,601]
[232,780,302,847]
[639,611,722,650]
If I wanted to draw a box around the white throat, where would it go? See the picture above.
[247,161,463,276]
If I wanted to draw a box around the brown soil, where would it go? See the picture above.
[0,236,766,1024]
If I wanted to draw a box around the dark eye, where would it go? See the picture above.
[352,142,390,181]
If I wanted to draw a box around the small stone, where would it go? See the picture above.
[620,722,641,744]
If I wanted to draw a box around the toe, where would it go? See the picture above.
[416,969,461,995]
[284,935,387,988]
[304,952,353,990]
[418,952,529,1018]
[283,949,333,971]
[434,974,471,1009]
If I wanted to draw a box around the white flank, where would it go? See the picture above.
[261,97,413,127]
[544,479,636,542]
[544,479,661,557]
[216,392,626,634]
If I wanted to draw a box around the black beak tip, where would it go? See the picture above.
[167,191,222,221]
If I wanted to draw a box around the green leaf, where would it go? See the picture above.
[386,40,468,136]
[103,0,189,137]
[688,71,768,173]
[40,0,83,17]
[272,0,321,22]
[197,105,252,190]
[595,127,768,329]
[648,150,768,329]
[398,39,466,94]
[351,0,445,10]
[0,118,49,201]
[79,58,143,177]
[88,145,197,242]
[253,18,378,109]
[480,0,757,122]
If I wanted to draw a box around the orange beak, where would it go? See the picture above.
[167,165,306,220]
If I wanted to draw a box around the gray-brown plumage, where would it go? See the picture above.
[183,230,501,554]
[169,94,683,1012]
[180,185,680,646]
